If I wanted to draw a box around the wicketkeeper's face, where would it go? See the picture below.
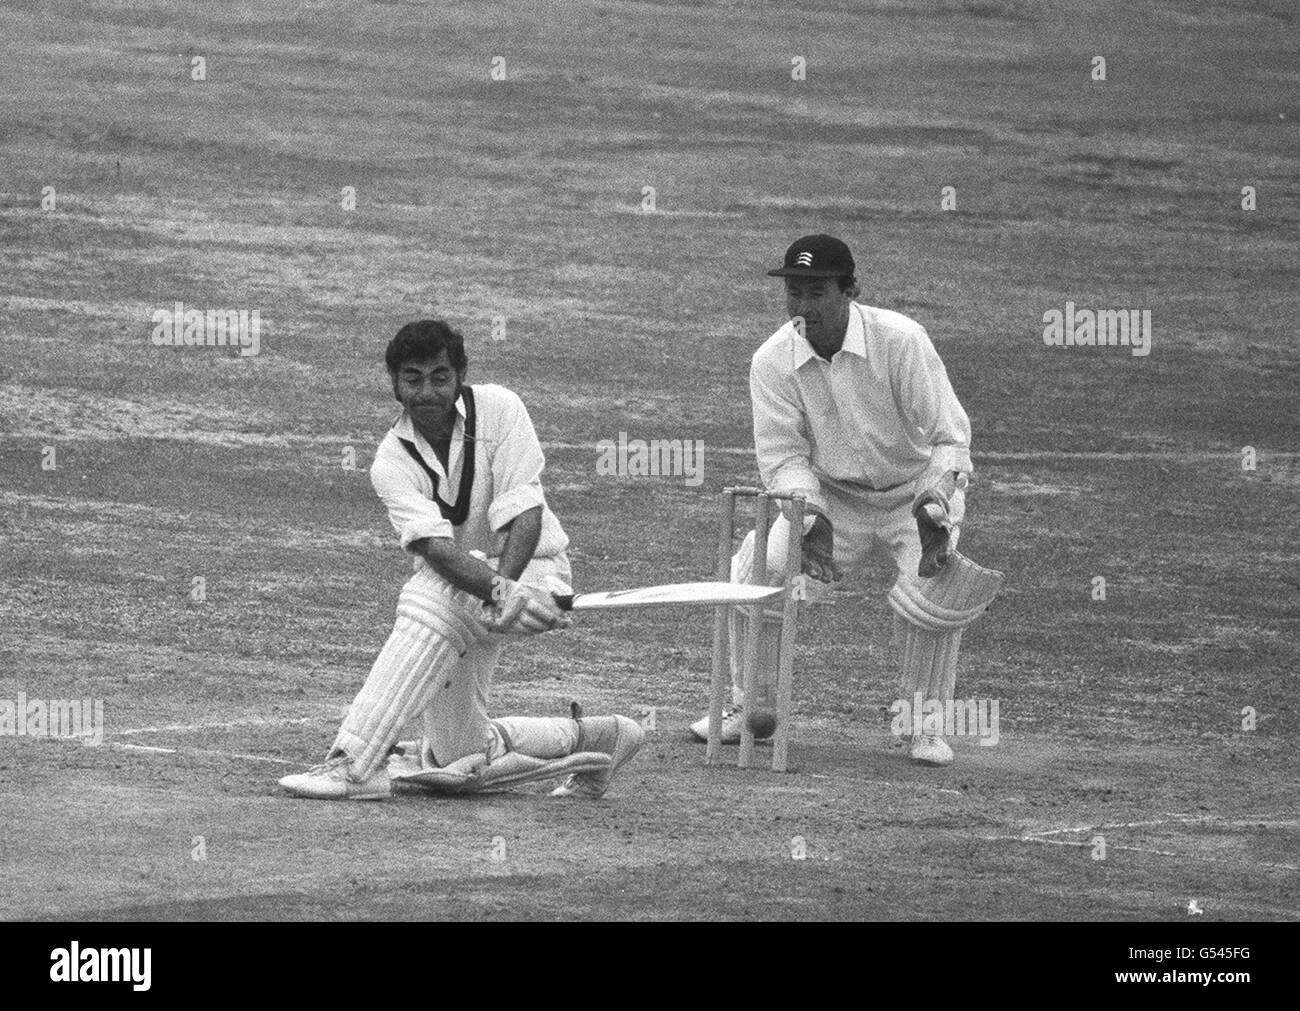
[784,278,854,349]
[391,351,464,428]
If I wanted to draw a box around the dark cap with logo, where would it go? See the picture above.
[767,234,855,279]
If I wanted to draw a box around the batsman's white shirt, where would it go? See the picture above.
[750,302,972,514]
[369,382,570,564]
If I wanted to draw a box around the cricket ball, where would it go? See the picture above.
[746,707,778,739]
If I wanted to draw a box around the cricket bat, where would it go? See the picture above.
[552,581,783,612]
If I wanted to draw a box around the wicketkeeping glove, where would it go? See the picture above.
[913,490,954,578]
[802,511,841,583]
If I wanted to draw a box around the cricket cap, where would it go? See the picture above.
[767,234,855,279]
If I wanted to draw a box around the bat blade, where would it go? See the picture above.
[554,581,784,612]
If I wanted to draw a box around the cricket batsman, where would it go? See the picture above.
[691,235,1002,766]
[280,320,644,799]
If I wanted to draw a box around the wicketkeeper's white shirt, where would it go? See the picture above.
[369,383,570,563]
[750,302,972,514]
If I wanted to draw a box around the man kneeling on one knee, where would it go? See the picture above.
[281,320,643,800]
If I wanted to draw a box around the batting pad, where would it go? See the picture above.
[728,528,798,707]
[889,552,1004,711]
[888,551,1004,632]
[333,572,489,780]
[332,616,462,780]
[897,622,964,710]
[491,716,579,758]
[389,749,611,795]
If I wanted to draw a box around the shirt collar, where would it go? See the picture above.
[792,303,867,368]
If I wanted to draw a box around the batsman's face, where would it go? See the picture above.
[392,352,464,430]
[785,278,855,353]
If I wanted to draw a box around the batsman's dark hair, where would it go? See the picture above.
[385,319,469,374]
[836,273,857,293]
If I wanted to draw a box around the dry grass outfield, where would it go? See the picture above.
[0,0,1297,919]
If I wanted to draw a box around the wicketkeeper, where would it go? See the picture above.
[280,320,643,799]
[691,235,1002,766]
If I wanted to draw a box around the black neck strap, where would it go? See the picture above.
[396,386,477,526]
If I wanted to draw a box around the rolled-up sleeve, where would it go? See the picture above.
[750,356,827,514]
[370,441,454,550]
[897,329,972,479]
[486,391,548,532]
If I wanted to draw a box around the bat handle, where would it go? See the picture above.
[552,593,575,611]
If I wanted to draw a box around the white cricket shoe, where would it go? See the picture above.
[279,754,391,800]
[910,735,953,767]
[688,705,774,744]
[551,716,644,799]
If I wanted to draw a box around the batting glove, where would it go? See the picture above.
[484,579,570,635]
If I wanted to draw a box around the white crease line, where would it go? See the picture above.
[981,834,1300,872]
[986,835,1102,850]
[114,715,333,737]
[1154,812,1300,828]
[1024,825,1098,837]
[112,742,297,767]
[806,772,963,797]
[1024,816,1300,838]
[1025,820,1177,838]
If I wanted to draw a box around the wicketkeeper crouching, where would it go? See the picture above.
[692,235,1003,766]
[280,320,644,800]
